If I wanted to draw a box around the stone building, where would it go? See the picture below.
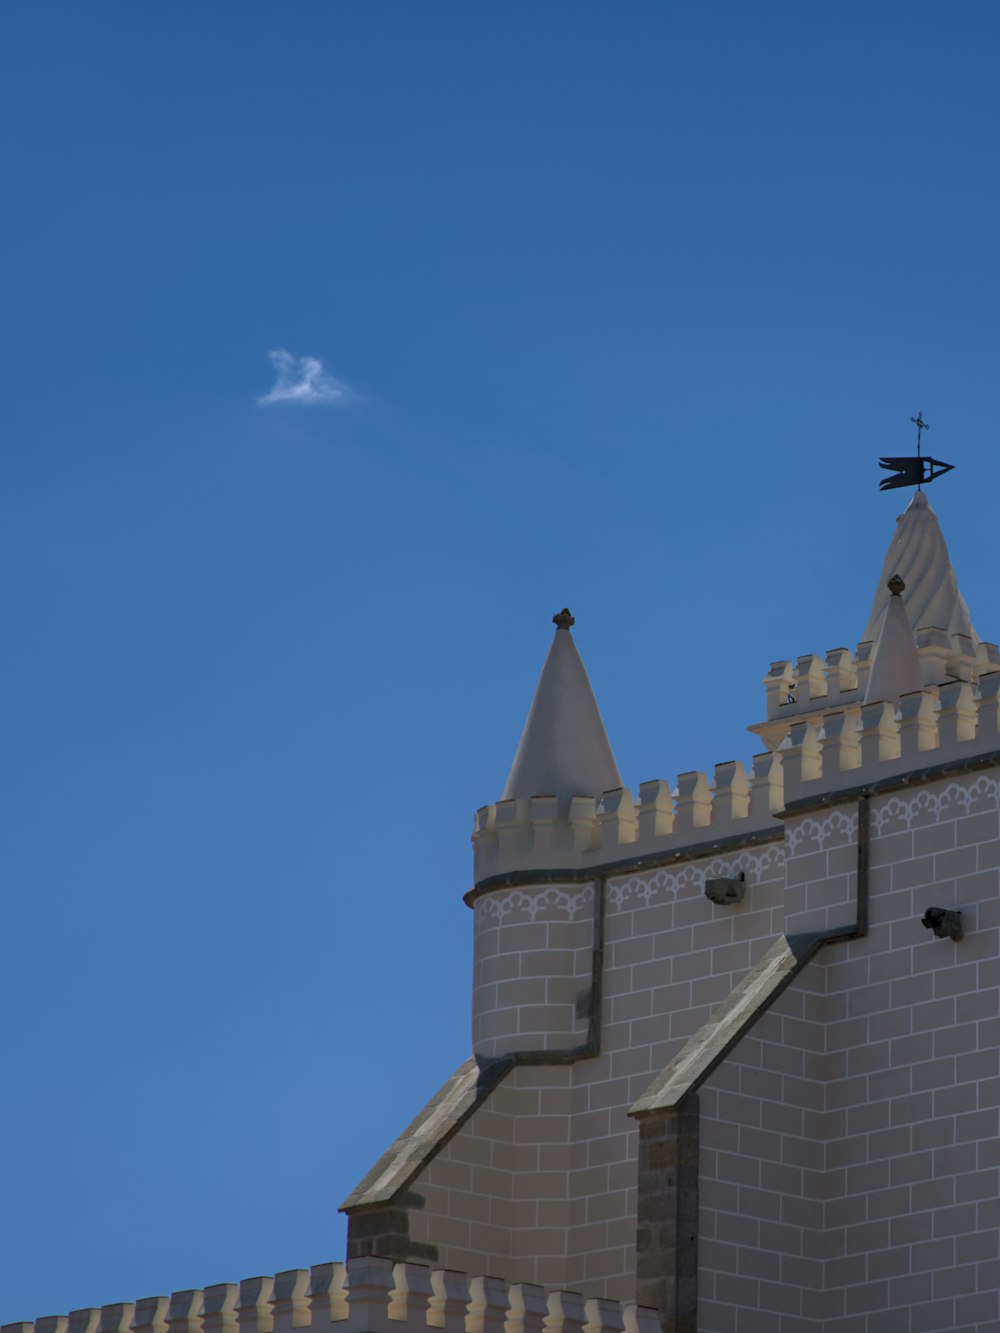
[342,489,1000,1332]
[6,489,1000,1333]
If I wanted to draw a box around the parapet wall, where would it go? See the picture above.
[751,632,1000,752]
[779,672,1000,806]
[1,1260,659,1333]
[472,756,784,881]
[474,667,1000,884]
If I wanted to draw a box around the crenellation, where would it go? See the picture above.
[897,688,938,761]
[763,661,796,722]
[597,790,637,853]
[132,1298,168,1333]
[307,1264,348,1324]
[749,750,783,814]
[825,647,857,700]
[915,626,951,687]
[541,1292,586,1333]
[386,1265,433,1325]
[67,1314,99,1333]
[473,807,497,860]
[201,1287,237,1333]
[236,1279,273,1333]
[635,781,672,841]
[503,1286,546,1333]
[580,1298,623,1333]
[947,631,978,683]
[751,623,1000,760]
[473,763,783,881]
[426,1272,469,1333]
[618,1307,658,1333]
[529,797,562,861]
[795,654,826,704]
[977,671,1000,746]
[37,1317,68,1333]
[711,760,749,825]
[495,801,530,860]
[673,771,711,833]
[820,707,861,773]
[271,1273,309,1333]
[465,1278,509,1333]
[783,720,822,792]
[854,640,874,699]
[938,679,977,747]
[166,1293,203,1333]
[343,1257,394,1333]
[859,700,900,766]
[567,798,599,854]
[98,1309,134,1333]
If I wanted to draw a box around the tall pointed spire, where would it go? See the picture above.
[502,609,622,802]
[864,575,923,704]
[863,491,978,644]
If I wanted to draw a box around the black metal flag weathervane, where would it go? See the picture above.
[879,412,955,492]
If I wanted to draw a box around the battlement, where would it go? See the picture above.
[2,1260,659,1333]
[473,666,1000,881]
[752,630,1000,751]
[775,668,1000,805]
[472,752,784,879]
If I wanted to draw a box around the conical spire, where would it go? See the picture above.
[863,491,978,644]
[502,609,623,802]
[864,575,923,704]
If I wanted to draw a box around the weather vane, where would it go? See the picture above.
[878,412,955,492]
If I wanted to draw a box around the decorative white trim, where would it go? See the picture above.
[785,809,858,853]
[873,774,1000,833]
[607,845,784,910]
[475,882,595,924]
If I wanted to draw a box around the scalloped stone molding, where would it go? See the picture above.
[607,844,784,910]
[475,882,595,923]
[873,772,1000,833]
[785,808,859,854]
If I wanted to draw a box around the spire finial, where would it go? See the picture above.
[553,608,575,630]
[887,574,905,597]
[911,412,929,491]
[911,411,929,454]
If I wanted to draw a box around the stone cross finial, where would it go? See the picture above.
[888,574,905,596]
[552,608,575,630]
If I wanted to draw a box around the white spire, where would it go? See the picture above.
[863,491,978,645]
[864,575,923,704]
[502,609,622,802]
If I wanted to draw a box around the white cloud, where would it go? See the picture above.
[256,349,349,407]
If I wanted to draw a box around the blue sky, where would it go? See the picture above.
[2,0,1000,1317]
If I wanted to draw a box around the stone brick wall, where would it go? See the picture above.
[816,774,1000,1330]
[472,883,596,1057]
[698,973,827,1331]
[698,771,1000,1330]
[783,807,859,937]
[366,765,1000,1324]
[418,843,788,1300]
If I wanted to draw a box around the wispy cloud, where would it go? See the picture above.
[257,349,350,406]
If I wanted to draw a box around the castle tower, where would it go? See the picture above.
[342,479,1000,1333]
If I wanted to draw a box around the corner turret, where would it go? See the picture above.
[750,486,1000,755]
